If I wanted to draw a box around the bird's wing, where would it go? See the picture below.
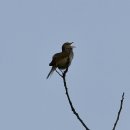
[49,52,70,66]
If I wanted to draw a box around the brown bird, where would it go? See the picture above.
[47,42,75,79]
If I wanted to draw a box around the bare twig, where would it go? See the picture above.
[55,69,63,77]
[112,92,125,130]
[60,67,90,130]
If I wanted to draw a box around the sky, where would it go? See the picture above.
[0,0,130,130]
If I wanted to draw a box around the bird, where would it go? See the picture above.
[46,42,75,79]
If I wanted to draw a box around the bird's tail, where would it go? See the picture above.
[46,67,56,79]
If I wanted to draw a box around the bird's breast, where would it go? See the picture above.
[57,57,68,69]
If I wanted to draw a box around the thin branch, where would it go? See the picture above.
[61,67,90,130]
[55,69,63,78]
[112,92,125,130]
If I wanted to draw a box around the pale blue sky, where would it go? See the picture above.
[0,0,130,130]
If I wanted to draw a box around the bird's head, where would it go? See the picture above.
[62,42,75,52]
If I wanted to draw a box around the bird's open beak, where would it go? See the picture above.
[70,42,75,48]
[71,45,76,48]
[70,42,74,45]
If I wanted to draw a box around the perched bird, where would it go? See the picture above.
[47,42,75,79]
